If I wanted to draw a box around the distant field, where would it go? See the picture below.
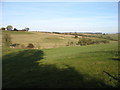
[77,33,119,41]
[3,31,79,49]
[3,30,33,35]
[2,31,118,49]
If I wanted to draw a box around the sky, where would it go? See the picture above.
[1,0,119,2]
[1,1,118,33]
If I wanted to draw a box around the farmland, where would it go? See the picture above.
[2,31,119,88]
[2,31,118,49]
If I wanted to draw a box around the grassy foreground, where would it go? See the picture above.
[2,42,119,88]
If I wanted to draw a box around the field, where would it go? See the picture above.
[2,31,120,88]
[5,31,79,49]
[3,31,117,49]
[77,33,119,41]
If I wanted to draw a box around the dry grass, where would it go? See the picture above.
[4,31,117,49]
[11,32,79,49]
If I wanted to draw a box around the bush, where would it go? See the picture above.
[77,38,109,46]
[106,36,111,39]
[74,32,78,38]
[77,40,85,46]
[66,41,74,46]
[74,35,78,38]
[27,43,34,48]
[21,44,26,49]
[10,43,20,48]
[101,40,109,44]
[2,33,12,47]
[77,38,90,46]
[1,27,6,30]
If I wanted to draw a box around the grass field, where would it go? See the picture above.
[8,31,78,49]
[77,33,119,41]
[3,31,116,49]
[2,31,119,88]
[2,40,119,88]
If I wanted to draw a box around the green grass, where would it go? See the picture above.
[2,42,119,88]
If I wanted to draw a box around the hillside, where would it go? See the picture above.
[2,31,118,49]
[2,31,119,88]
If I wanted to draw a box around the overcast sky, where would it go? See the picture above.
[1,1,118,33]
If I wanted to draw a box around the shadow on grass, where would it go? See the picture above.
[3,49,115,88]
[111,58,120,61]
[85,50,119,61]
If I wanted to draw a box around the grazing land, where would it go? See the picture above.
[2,31,119,88]
[77,33,119,41]
[2,31,118,49]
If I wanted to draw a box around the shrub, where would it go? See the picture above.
[67,41,74,46]
[77,38,87,46]
[101,40,109,44]
[27,43,34,48]
[74,34,78,38]
[21,44,26,49]
[77,38,109,46]
[74,32,78,38]
[106,36,111,40]
[1,27,6,30]
[10,43,20,48]
[2,33,12,47]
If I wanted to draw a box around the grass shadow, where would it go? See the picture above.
[111,58,120,61]
[2,49,116,88]
[85,50,119,61]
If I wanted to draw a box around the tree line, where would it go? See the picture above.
[0,25,29,31]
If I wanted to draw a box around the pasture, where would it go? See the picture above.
[77,33,119,41]
[2,31,117,49]
[2,31,119,88]
[4,31,79,49]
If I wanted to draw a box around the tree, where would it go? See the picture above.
[25,27,29,31]
[14,28,18,31]
[0,27,6,30]
[6,25,13,31]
